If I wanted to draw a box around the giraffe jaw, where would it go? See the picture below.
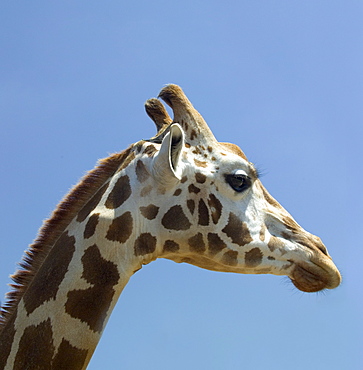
[289,256,341,292]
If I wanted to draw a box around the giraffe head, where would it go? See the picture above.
[0,84,342,370]
[130,84,340,292]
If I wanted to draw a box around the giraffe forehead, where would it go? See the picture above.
[203,145,255,179]
[219,142,248,161]
[134,137,254,184]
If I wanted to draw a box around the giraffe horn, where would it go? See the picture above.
[158,84,217,143]
[145,98,172,133]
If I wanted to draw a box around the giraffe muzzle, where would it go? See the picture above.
[289,256,341,292]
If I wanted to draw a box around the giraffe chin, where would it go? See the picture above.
[289,259,341,293]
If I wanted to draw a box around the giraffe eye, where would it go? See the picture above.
[225,170,251,192]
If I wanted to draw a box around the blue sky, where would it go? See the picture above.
[1,2,362,369]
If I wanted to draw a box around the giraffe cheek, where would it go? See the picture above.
[244,248,263,267]
[198,199,210,226]
[161,205,192,231]
[162,240,180,254]
[188,233,206,254]
[208,193,222,224]
[207,233,227,256]
[220,250,238,266]
[222,212,253,247]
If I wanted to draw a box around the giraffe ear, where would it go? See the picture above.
[152,123,184,186]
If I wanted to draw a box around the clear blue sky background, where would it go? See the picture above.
[1,2,362,369]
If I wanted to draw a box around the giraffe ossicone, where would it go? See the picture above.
[0,84,341,369]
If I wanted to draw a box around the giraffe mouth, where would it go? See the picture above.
[289,258,341,293]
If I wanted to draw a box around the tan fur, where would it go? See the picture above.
[220,142,248,160]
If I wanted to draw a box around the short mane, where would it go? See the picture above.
[0,146,134,331]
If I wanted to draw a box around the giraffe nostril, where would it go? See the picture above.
[312,236,329,256]
[280,230,329,257]
[318,243,329,256]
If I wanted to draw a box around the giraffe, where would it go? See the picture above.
[0,84,341,369]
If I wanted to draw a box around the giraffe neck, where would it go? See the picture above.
[0,146,146,370]
[3,240,136,369]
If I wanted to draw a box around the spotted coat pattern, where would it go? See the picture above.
[0,85,341,369]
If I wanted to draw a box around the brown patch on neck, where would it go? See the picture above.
[23,231,76,315]
[105,175,132,209]
[65,244,120,333]
[134,233,157,256]
[52,339,88,369]
[106,212,133,243]
[140,204,159,220]
[0,146,133,332]
[135,160,150,183]
[14,318,55,369]
[84,213,100,239]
